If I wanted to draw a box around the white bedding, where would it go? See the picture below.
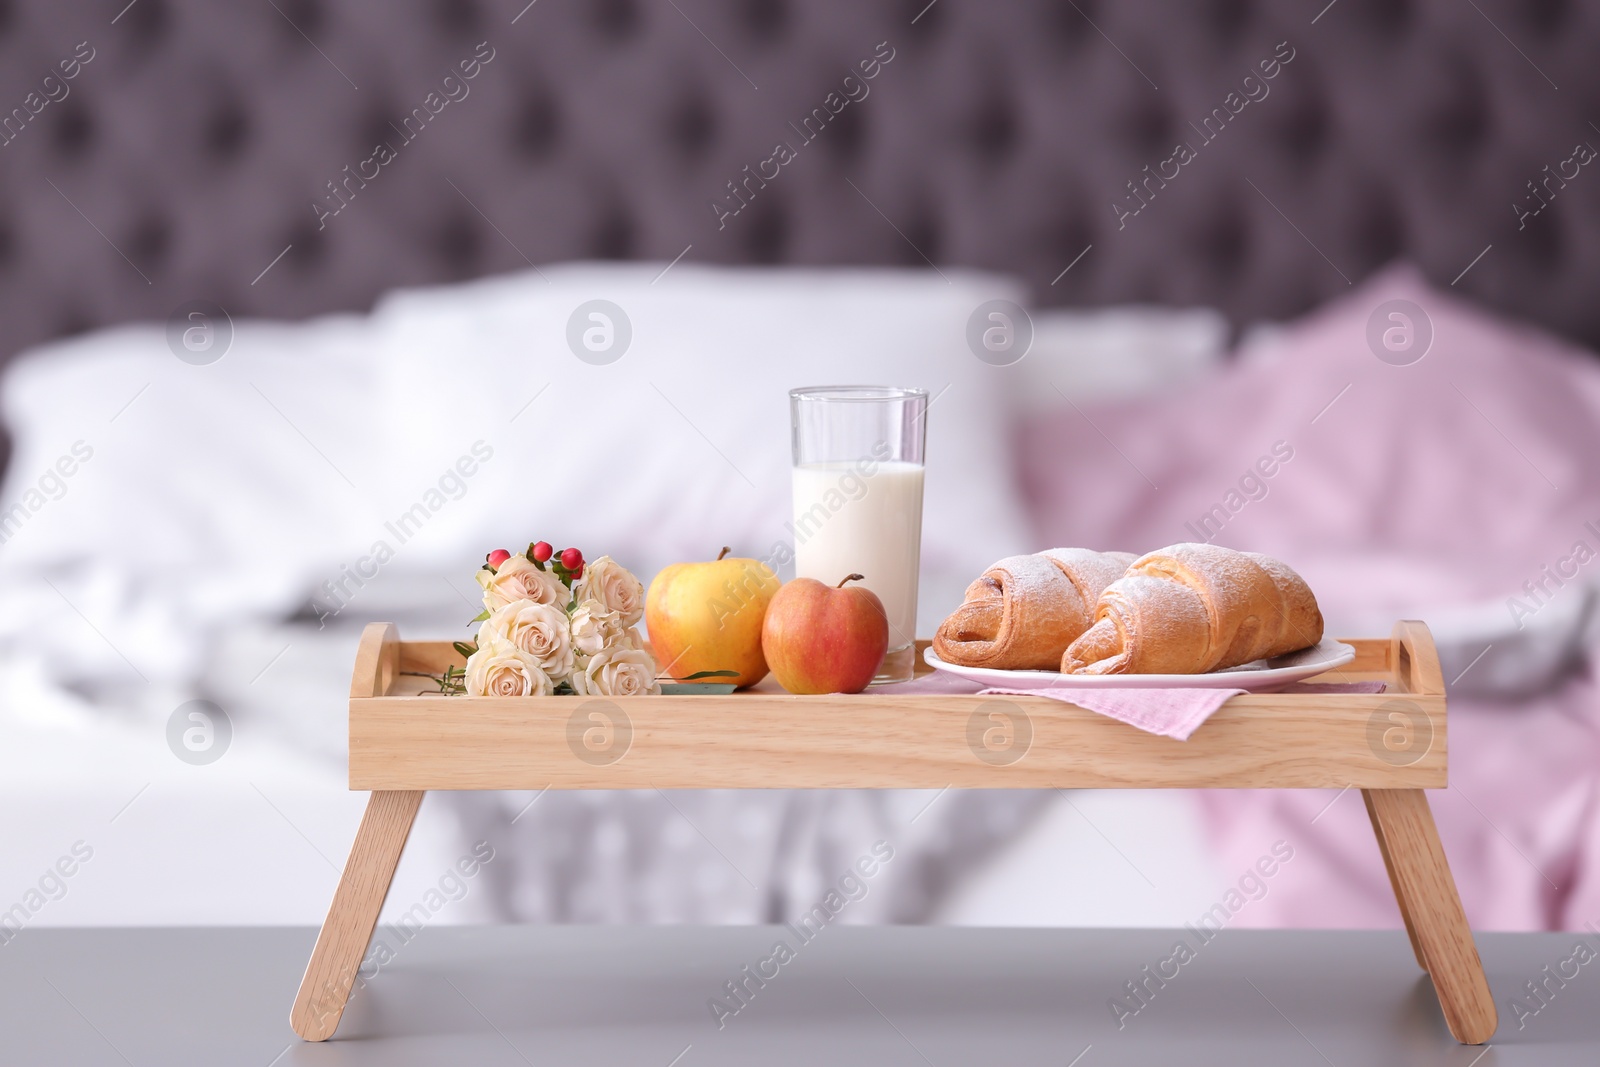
[0,264,1230,927]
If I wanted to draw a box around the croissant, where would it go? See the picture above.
[1061,543,1323,675]
[933,548,1135,670]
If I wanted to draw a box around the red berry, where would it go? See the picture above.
[486,549,511,568]
[532,541,553,563]
[570,564,584,580]
[560,547,582,570]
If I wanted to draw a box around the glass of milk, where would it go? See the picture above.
[789,386,928,685]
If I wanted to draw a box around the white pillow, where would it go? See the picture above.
[365,263,1036,637]
[0,264,1038,665]
[1006,305,1229,412]
[0,314,385,572]
[0,315,386,685]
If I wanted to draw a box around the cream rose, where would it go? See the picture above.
[464,642,552,697]
[476,554,567,612]
[570,645,660,697]
[569,600,631,661]
[574,556,644,627]
[480,600,574,681]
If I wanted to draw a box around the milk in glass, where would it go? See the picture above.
[791,459,925,655]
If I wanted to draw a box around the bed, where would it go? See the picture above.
[1,0,1597,934]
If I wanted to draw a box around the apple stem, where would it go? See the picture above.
[717,546,731,561]
[837,573,866,588]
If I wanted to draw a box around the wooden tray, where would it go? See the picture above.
[291,620,1497,1045]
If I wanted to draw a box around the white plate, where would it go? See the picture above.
[923,638,1357,692]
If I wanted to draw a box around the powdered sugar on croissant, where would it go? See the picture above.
[934,549,1134,670]
[1061,543,1323,675]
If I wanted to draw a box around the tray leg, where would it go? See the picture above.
[1363,789,1428,971]
[1362,788,1497,1044]
[290,789,425,1041]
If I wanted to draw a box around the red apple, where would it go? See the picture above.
[761,574,890,694]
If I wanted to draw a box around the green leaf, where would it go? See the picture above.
[401,669,466,696]
[452,640,478,660]
[469,609,490,623]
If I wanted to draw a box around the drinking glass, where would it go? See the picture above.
[789,386,928,685]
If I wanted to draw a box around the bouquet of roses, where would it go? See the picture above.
[449,541,661,698]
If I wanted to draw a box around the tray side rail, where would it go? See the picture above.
[350,624,1446,792]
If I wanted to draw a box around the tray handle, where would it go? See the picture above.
[350,622,401,699]
[1391,620,1445,696]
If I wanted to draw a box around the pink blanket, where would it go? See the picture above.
[1018,264,1600,930]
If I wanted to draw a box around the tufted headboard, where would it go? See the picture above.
[2,0,1597,372]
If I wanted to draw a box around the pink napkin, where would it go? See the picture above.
[975,681,1387,741]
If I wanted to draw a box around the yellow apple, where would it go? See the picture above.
[645,548,781,688]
